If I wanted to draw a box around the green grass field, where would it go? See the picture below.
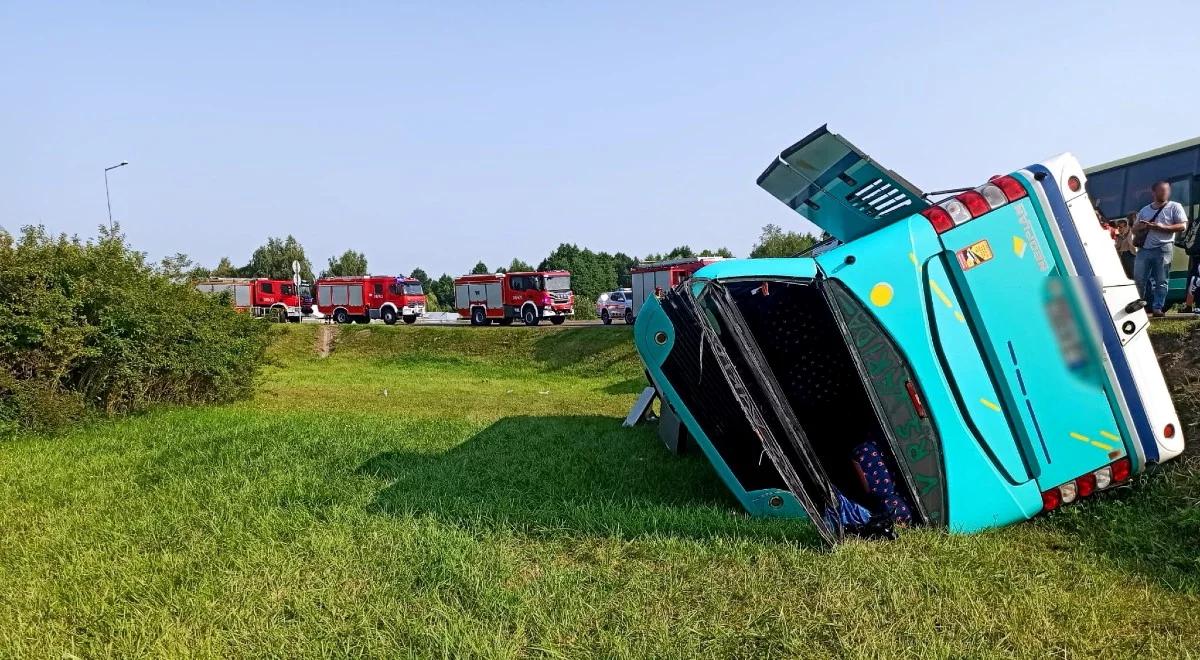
[1,323,1198,657]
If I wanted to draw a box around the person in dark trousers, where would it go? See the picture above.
[1114,218,1136,279]
[1132,181,1189,316]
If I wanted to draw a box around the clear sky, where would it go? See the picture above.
[2,1,1198,278]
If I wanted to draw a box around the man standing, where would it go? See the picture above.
[1132,181,1189,316]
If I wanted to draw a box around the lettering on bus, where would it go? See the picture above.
[1015,204,1049,272]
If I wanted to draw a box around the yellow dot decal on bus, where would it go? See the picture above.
[869,282,894,307]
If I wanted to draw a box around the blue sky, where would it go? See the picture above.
[2,1,1198,278]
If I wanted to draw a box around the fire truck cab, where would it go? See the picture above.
[314,275,426,325]
[196,278,302,322]
[454,271,574,326]
[630,257,725,322]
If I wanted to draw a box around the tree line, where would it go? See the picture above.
[174,224,821,314]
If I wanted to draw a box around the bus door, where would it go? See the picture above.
[936,195,1126,488]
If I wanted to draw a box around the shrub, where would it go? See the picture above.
[0,226,271,435]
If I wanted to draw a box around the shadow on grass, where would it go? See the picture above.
[1041,450,1200,593]
[599,376,648,395]
[530,328,635,373]
[359,415,821,546]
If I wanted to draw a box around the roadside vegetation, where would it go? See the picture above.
[0,226,270,435]
[0,321,1196,656]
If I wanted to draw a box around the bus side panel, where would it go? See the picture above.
[940,200,1126,488]
[815,219,1043,532]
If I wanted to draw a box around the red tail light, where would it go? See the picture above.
[904,380,927,418]
[1111,457,1131,482]
[1041,488,1062,511]
[955,190,990,218]
[923,174,1028,234]
[988,175,1028,202]
[1076,473,1097,498]
[921,207,954,233]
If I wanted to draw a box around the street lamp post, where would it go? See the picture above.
[104,161,129,231]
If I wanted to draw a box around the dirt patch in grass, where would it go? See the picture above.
[315,325,336,358]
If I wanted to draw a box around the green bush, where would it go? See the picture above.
[0,226,271,435]
[573,297,597,320]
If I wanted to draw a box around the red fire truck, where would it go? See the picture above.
[314,275,427,325]
[453,271,574,326]
[630,257,724,320]
[195,278,303,322]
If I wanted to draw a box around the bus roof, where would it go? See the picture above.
[1086,135,1200,174]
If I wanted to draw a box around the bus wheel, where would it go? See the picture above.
[624,309,634,325]
[550,316,566,325]
[601,309,611,325]
[522,306,540,326]
[402,315,417,324]
[333,309,349,324]
[471,307,487,326]
[381,308,398,325]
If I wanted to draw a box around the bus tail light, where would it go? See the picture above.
[1043,457,1133,514]
[921,206,954,233]
[1058,481,1078,504]
[922,174,1029,234]
[1076,473,1097,498]
[989,175,1028,202]
[956,190,990,218]
[1041,488,1062,511]
[1111,457,1131,483]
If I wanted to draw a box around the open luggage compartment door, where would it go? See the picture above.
[654,284,846,545]
[757,125,929,243]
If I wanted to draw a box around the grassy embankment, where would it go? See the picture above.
[0,322,1198,657]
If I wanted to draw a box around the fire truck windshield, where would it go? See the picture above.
[403,283,424,295]
[543,275,570,291]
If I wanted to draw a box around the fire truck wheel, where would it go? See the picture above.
[274,307,288,323]
[471,307,487,326]
[624,309,634,325]
[333,309,349,324]
[601,309,612,325]
[356,315,371,324]
[522,306,540,326]
[550,316,566,325]
[402,315,417,324]
[381,308,398,325]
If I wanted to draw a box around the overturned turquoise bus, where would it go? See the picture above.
[634,126,1185,543]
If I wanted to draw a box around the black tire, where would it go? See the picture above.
[356,315,371,324]
[471,307,487,326]
[624,308,634,325]
[522,306,540,326]
[550,316,566,325]
[274,307,288,323]
[287,315,301,324]
[333,309,349,324]
[601,309,612,325]
[403,315,417,325]
[381,308,398,325]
